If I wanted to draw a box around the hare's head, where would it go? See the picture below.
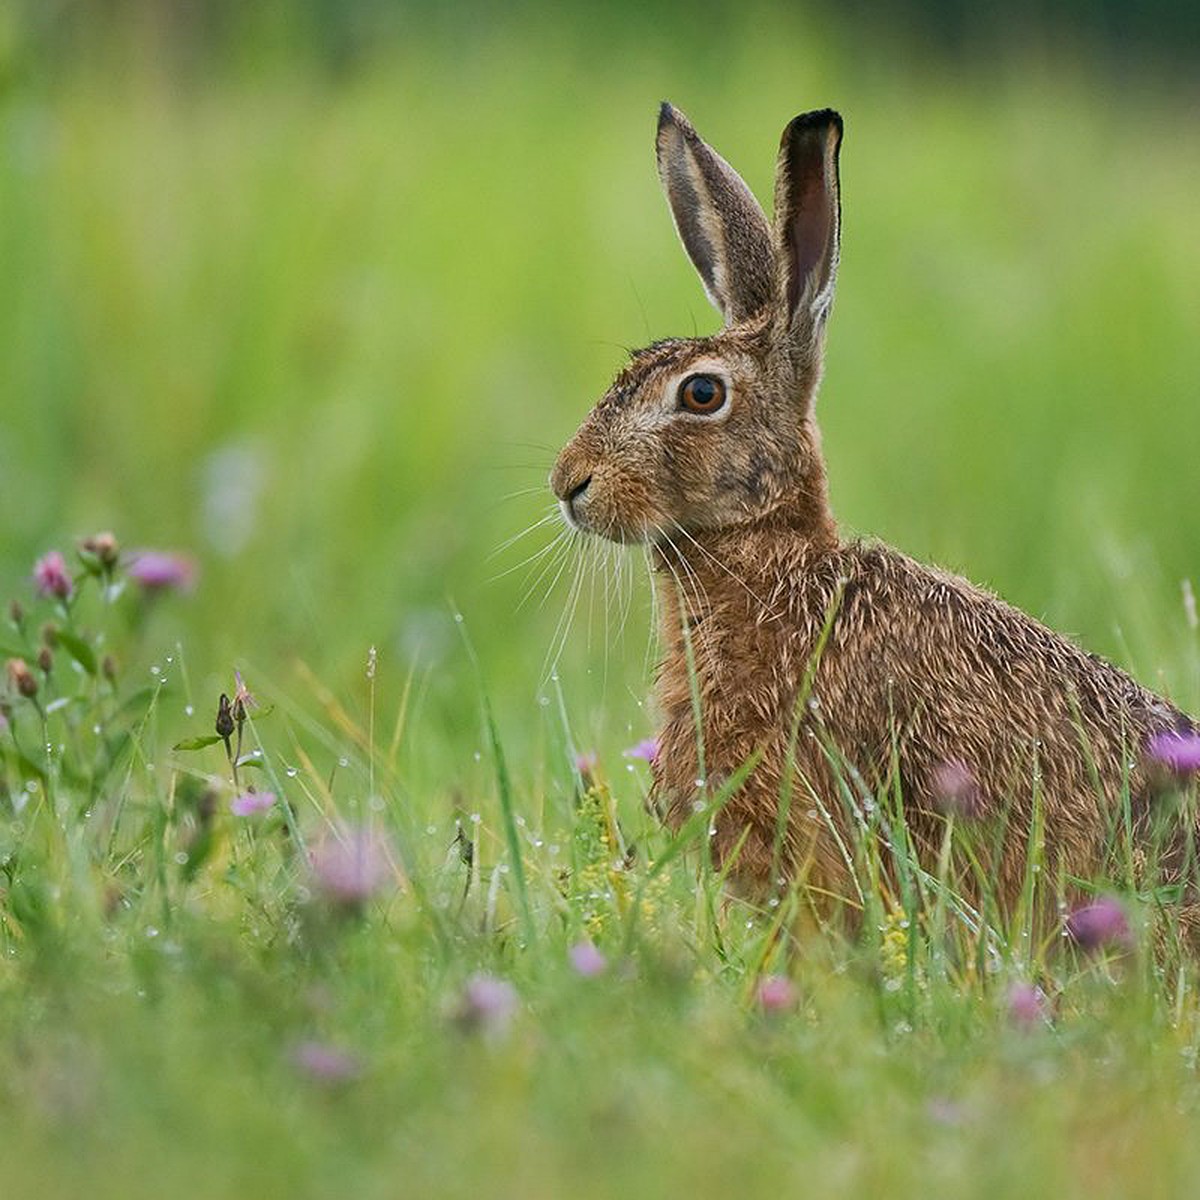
[551,103,843,546]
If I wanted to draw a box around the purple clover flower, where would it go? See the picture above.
[453,973,519,1036]
[291,1040,361,1084]
[33,551,73,601]
[623,737,660,764]
[1006,981,1049,1029]
[1065,896,1133,953]
[127,551,196,593]
[931,759,984,819]
[230,790,276,817]
[1147,730,1200,775]
[568,940,607,978]
[309,825,393,908]
[756,974,797,1013]
[575,751,598,776]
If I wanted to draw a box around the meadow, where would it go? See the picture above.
[2,6,1200,1196]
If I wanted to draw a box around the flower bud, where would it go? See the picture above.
[36,647,53,675]
[102,655,118,682]
[79,531,120,571]
[6,658,38,699]
[8,599,24,626]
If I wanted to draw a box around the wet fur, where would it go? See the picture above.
[552,102,1196,916]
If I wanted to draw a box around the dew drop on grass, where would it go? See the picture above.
[453,612,464,624]
[470,813,481,825]
[425,824,437,835]
[174,852,188,865]
[145,926,159,938]
[538,695,549,707]
[337,756,349,768]
[184,705,194,717]
[150,665,160,676]
[474,751,482,762]
[548,844,560,856]
[92,724,102,735]
[368,796,384,811]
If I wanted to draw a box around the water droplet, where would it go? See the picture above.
[453,612,464,623]
[548,844,560,855]
[174,851,189,865]
[691,799,705,812]
[538,695,549,707]
[368,795,385,811]
[425,824,437,835]
[184,705,194,717]
[474,751,482,761]
[470,813,481,824]
[337,756,349,768]
[92,724,102,735]
[150,665,161,676]
[165,656,174,664]
[285,767,298,778]
[145,926,159,938]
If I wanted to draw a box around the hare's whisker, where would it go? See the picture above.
[669,519,779,617]
[489,529,568,583]
[488,509,560,559]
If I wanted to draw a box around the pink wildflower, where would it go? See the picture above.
[291,1040,361,1084]
[1147,730,1200,775]
[309,825,393,908]
[1066,896,1133,953]
[623,737,659,764]
[932,759,983,818]
[575,751,598,775]
[230,790,276,817]
[33,551,72,601]
[1006,981,1049,1029]
[568,940,607,978]
[127,552,196,592]
[756,974,797,1013]
[453,973,519,1036]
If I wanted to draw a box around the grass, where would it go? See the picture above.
[2,6,1200,1196]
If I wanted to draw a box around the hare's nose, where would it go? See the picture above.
[565,475,592,505]
[561,474,592,522]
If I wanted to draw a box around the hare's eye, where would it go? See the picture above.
[678,374,727,415]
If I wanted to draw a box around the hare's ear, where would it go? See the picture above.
[774,109,843,336]
[656,102,776,325]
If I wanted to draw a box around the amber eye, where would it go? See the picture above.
[677,373,727,415]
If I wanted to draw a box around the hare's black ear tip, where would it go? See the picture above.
[657,100,692,136]
[783,108,844,143]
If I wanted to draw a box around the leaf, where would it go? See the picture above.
[173,735,224,752]
[56,629,97,676]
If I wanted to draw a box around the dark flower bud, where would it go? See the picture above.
[40,622,59,649]
[6,658,38,699]
[8,599,24,627]
[36,647,53,675]
[102,655,118,682]
[215,693,235,740]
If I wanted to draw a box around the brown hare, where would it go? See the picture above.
[550,102,1197,918]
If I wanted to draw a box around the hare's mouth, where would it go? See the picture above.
[557,499,648,545]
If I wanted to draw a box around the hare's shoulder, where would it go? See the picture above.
[824,540,1184,728]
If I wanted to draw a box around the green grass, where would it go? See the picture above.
[2,7,1200,1197]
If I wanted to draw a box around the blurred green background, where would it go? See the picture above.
[2,0,1198,768]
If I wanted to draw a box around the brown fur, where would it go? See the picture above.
[551,103,1196,916]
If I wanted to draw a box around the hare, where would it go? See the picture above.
[550,102,1197,916]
